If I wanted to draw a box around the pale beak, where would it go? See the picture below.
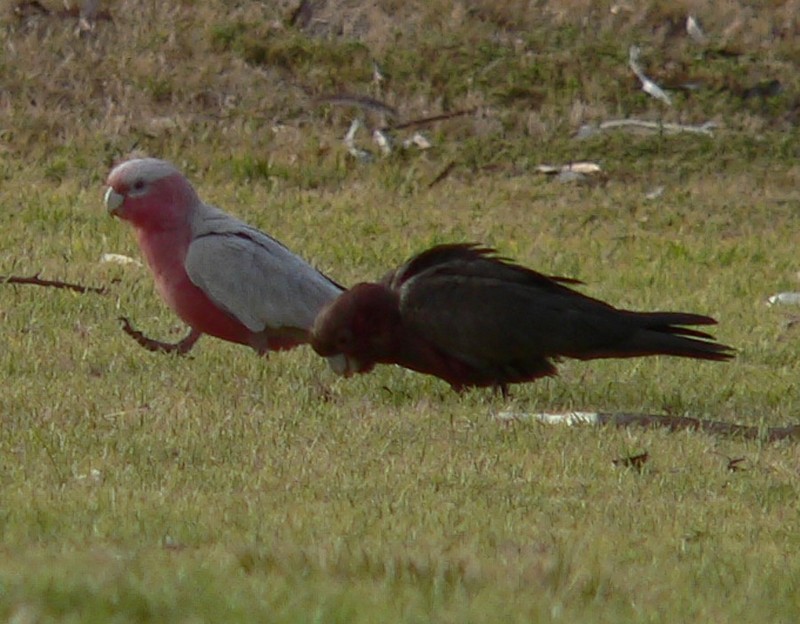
[326,353,356,377]
[104,187,124,215]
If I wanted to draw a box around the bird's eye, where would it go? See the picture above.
[335,328,354,351]
[133,179,146,191]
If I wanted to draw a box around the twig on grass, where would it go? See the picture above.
[313,94,399,120]
[287,0,314,28]
[1,273,107,294]
[428,161,457,188]
[382,108,476,132]
[712,452,748,472]
[612,452,649,471]
[13,0,112,28]
[324,94,475,161]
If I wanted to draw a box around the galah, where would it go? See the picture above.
[104,157,344,357]
[310,243,734,393]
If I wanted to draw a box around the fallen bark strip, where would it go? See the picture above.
[118,317,200,355]
[578,119,717,138]
[602,119,716,135]
[497,411,800,442]
[0,273,107,294]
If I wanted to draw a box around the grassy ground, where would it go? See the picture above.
[1,0,800,621]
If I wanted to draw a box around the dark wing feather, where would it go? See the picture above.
[392,245,621,372]
[394,246,731,384]
[398,271,626,368]
[384,243,582,290]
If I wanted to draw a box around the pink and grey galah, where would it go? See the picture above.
[104,157,344,359]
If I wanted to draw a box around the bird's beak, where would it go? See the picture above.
[326,353,357,377]
[104,187,124,216]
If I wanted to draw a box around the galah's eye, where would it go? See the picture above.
[133,179,146,191]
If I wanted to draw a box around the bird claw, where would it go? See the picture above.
[118,317,200,356]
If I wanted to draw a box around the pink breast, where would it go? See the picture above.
[136,228,255,347]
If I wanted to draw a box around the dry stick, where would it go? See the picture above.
[612,452,649,471]
[288,0,314,28]
[14,0,113,21]
[712,451,748,472]
[0,273,107,294]
[3,272,203,355]
[383,108,477,132]
[498,411,800,442]
[313,94,399,119]
[118,317,200,356]
[314,97,475,131]
[427,161,457,188]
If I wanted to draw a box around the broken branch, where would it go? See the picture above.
[1,273,107,294]
[384,108,477,132]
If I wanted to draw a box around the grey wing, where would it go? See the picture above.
[185,232,343,333]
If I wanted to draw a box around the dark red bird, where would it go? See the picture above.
[310,244,733,392]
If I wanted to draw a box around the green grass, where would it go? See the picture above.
[1,0,800,621]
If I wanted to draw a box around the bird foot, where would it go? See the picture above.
[118,317,200,355]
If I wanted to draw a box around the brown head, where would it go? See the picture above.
[310,282,402,376]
